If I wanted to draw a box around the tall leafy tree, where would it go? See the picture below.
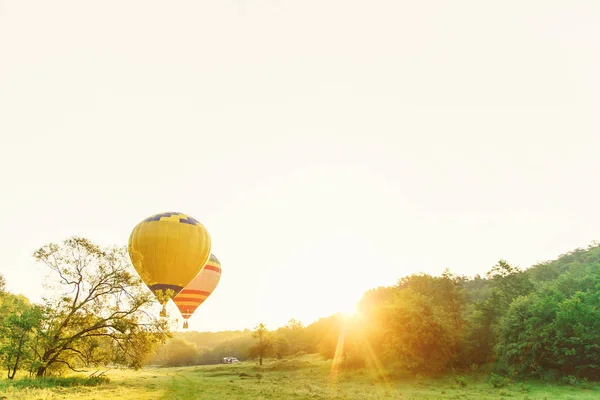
[496,266,600,380]
[0,282,43,379]
[249,323,273,366]
[464,260,534,365]
[0,302,42,379]
[31,237,171,377]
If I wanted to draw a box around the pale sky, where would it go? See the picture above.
[1,1,599,332]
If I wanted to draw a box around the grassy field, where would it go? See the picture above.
[0,355,598,400]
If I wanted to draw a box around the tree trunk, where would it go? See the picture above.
[259,352,263,366]
[6,355,13,380]
[8,334,26,380]
[36,366,46,378]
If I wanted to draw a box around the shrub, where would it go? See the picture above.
[489,373,510,388]
[454,375,467,388]
[0,376,110,389]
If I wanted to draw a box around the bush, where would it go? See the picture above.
[340,350,365,370]
[454,375,467,388]
[517,382,531,392]
[0,376,110,389]
[489,373,510,388]
[561,375,592,389]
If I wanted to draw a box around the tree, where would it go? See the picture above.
[0,288,43,379]
[496,267,600,380]
[273,335,291,359]
[463,260,534,365]
[0,303,42,379]
[0,274,5,293]
[379,288,459,374]
[272,318,310,357]
[159,337,199,367]
[485,260,533,309]
[31,237,171,377]
[284,318,304,330]
[249,323,273,366]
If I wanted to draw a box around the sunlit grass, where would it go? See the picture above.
[1,354,598,400]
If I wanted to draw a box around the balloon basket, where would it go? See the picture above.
[160,306,167,318]
[183,320,188,329]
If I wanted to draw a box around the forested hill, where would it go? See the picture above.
[149,241,600,382]
[178,330,252,349]
[148,330,255,366]
[526,242,600,283]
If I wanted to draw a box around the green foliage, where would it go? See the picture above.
[351,272,468,375]
[377,286,459,373]
[461,260,534,366]
[0,301,43,379]
[179,330,252,348]
[147,330,255,366]
[155,337,198,367]
[526,242,600,283]
[4,236,600,387]
[30,237,171,377]
[454,375,468,387]
[495,262,600,380]
[272,318,310,357]
[489,372,510,388]
[143,241,600,384]
[0,281,44,379]
[0,375,109,389]
[249,323,274,365]
[310,314,343,360]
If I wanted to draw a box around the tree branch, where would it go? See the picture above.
[52,359,86,373]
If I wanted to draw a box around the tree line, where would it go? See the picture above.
[1,236,599,383]
[148,243,600,383]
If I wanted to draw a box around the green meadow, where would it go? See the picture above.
[1,355,598,400]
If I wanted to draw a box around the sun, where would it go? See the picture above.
[338,300,359,318]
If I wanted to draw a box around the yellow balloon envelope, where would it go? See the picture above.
[173,253,222,329]
[128,211,211,317]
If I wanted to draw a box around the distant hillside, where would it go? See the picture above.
[147,329,255,366]
[526,242,600,283]
[176,330,252,350]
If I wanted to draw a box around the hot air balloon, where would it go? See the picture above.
[128,211,211,317]
[173,253,222,329]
